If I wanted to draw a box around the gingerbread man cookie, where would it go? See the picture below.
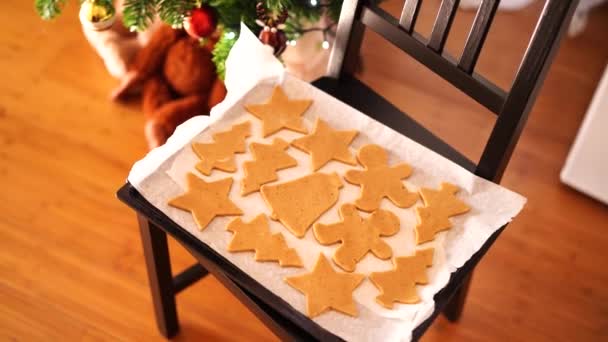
[226,215,302,267]
[168,173,242,230]
[244,86,311,137]
[313,204,400,272]
[369,248,434,309]
[345,144,418,212]
[285,253,365,318]
[192,121,251,175]
[415,182,470,244]
[241,138,297,195]
[291,118,358,171]
[260,172,343,238]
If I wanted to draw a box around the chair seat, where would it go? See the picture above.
[117,76,503,342]
[312,76,476,172]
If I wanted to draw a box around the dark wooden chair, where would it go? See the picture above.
[117,0,577,340]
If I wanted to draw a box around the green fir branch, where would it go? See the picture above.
[34,0,346,81]
[207,0,258,31]
[212,29,238,80]
[122,0,158,31]
[35,0,67,20]
[326,0,343,21]
[157,0,197,28]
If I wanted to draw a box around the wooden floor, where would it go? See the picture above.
[1,0,607,341]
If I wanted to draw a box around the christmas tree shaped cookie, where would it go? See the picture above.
[168,173,242,230]
[369,248,434,309]
[345,144,418,212]
[244,86,311,137]
[192,121,251,175]
[241,138,297,195]
[226,214,302,267]
[260,172,343,238]
[313,204,400,272]
[291,118,358,171]
[285,254,365,318]
[415,182,470,244]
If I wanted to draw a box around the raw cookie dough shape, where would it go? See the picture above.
[260,172,343,238]
[369,248,434,309]
[313,204,400,272]
[291,117,358,171]
[285,253,365,318]
[168,172,243,230]
[415,182,470,244]
[241,138,297,195]
[244,86,311,137]
[345,144,418,212]
[192,121,251,175]
[226,214,302,267]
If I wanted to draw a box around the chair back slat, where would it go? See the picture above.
[399,0,423,32]
[458,0,500,74]
[428,0,460,53]
[326,0,362,78]
[360,6,506,114]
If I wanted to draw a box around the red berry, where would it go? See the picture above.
[184,5,217,39]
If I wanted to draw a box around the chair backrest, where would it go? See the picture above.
[327,0,578,182]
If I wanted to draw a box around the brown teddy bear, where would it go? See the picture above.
[111,25,226,149]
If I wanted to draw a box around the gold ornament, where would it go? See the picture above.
[79,0,116,31]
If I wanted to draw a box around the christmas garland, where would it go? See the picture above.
[35,0,343,79]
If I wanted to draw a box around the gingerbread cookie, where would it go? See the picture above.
[345,144,418,212]
[226,215,302,267]
[192,121,251,175]
[168,173,242,230]
[260,172,343,238]
[244,86,311,137]
[291,118,358,171]
[369,248,434,309]
[285,253,365,318]
[241,138,297,195]
[313,204,400,272]
[415,182,470,244]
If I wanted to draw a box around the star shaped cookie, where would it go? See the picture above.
[168,173,242,230]
[291,118,358,171]
[245,86,311,137]
[285,254,365,318]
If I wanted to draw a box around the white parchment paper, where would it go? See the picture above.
[128,24,526,342]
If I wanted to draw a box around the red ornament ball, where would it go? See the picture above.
[184,5,218,39]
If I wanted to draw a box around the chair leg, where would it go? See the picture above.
[138,214,179,338]
[443,272,473,322]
